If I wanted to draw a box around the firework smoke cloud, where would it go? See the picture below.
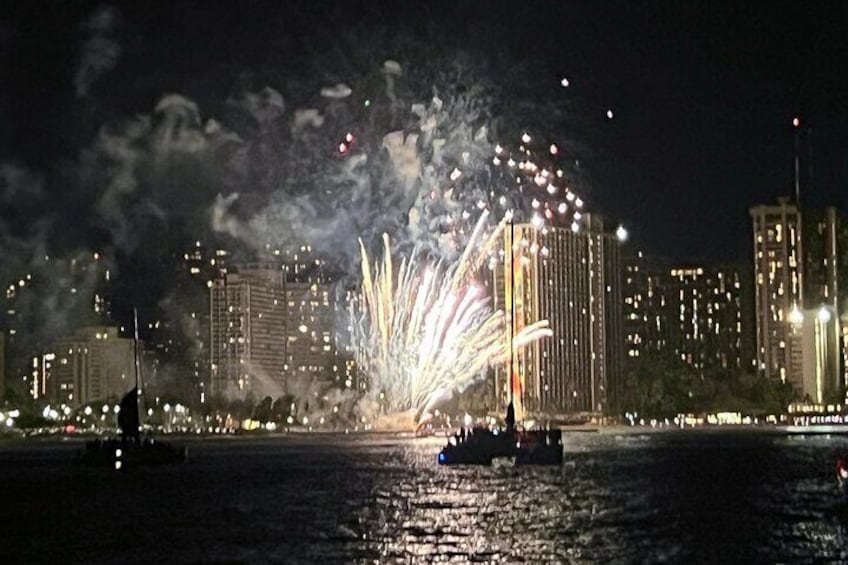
[74,6,121,98]
[1,6,590,404]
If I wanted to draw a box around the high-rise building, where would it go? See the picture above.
[640,266,747,371]
[622,250,656,362]
[283,282,339,386]
[493,216,624,420]
[174,243,231,404]
[750,197,805,390]
[280,245,351,392]
[749,200,848,405]
[209,264,287,398]
[50,327,137,407]
[622,250,673,363]
[798,207,843,403]
[2,251,112,394]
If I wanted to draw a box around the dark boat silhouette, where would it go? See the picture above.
[75,310,187,469]
[437,402,563,466]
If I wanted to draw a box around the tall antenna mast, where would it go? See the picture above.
[793,116,802,206]
[509,221,515,408]
[807,124,813,198]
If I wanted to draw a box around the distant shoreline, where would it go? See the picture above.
[592,424,848,436]
[6,422,848,446]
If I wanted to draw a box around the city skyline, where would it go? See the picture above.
[4,5,848,563]
[1,2,847,418]
[3,188,845,415]
[7,198,842,439]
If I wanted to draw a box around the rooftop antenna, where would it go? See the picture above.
[807,122,814,200]
[793,115,802,206]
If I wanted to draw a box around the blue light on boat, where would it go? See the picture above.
[438,452,445,463]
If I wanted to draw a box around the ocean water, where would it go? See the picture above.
[2,430,848,563]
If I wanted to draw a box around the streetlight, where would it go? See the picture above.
[815,305,832,404]
[789,305,804,326]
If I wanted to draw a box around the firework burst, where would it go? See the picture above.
[352,211,553,423]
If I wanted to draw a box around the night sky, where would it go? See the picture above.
[2,0,847,267]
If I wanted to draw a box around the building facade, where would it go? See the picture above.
[493,216,623,420]
[750,198,805,389]
[50,327,137,407]
[209,265,287,398]
[641,266,747,372]
[174,242,231,404]
[622,250,652,362]
[284,282,340,386]
[750,200,848,404]
[798,207,843,404]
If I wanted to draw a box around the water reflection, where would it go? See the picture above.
[2,432,848,562]
[346,433,848,562]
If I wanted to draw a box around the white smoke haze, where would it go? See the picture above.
[232,361,357,428]
[381,131,420,185]
[0,222,115,373]
[88,116,148,251]
[67,66,512,278]
[1,164,45,200]
[2,4,594,408]
[230,86,286,125]
[292,109,325,132]
[382,60,402,75]
[320,83,352,99]
[211,193,253,241]
[382,59,402,106]
[1,165,109,364]
[152,95,210,156]
[75,6,121,98]
[212,68,518,273]
[79,91,243,254]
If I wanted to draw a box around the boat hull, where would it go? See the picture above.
[438,428,563,466]
[75,439,187,469]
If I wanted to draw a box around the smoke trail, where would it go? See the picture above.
[0,164,117,382]
[75,6,121,98]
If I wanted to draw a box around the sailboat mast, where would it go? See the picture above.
[133,308,141,391]
[509,221,515,407]
[132,308,145,428]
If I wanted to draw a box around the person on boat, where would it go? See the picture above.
[505,401,515,431]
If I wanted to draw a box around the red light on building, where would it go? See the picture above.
[792,117,801,128]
